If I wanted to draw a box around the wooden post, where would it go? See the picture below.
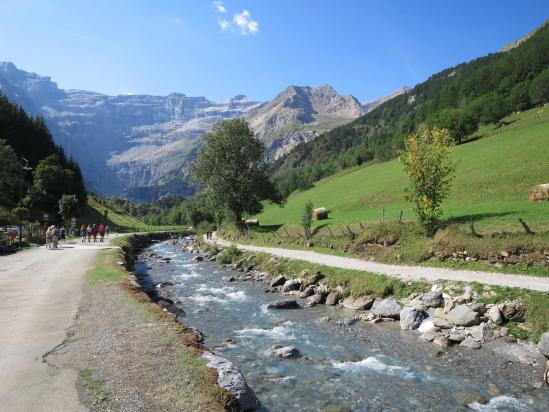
[327,226,334,237]
[284,228,291,238]
[518,218,534,235]
[470,219,480,238]
[346,225,355,237]
[381,209,385,223]
[359,222,365,230]
[398,210,403,224]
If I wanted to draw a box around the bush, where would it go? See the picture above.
[216,245,242,264]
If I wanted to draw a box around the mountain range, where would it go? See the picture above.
[0,62,405,200]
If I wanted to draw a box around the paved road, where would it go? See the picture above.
[207,234,549,292]
[0,239,115,411]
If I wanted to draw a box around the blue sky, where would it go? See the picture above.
[1,0,548,102]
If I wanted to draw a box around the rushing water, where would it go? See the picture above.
[136,240,548,411]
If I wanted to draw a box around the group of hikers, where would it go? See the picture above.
[80,223,109,242]
[44,225,66,249]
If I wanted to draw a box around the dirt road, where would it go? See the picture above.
[0,240,114,412]
[208,234,549,292]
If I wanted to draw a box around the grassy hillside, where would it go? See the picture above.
[77,197,183,232]
[257,107,549,232]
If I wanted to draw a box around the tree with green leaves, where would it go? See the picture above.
[58,194,80,226]
[479,93,508,127]
[0,139,20,210]
[434,108,478,144]
[398,124,455,236]
[302,201,314,240]
[193,118,281,224]
[25,154,74,216]
[530,68,549,105]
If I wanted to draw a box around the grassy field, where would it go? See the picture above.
[77,197,184,233]
[257,107,549,232]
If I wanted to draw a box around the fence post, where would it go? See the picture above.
[327,226,334,237]
[381,209,385,223]
[518,218,534,235]
[398,210,403,223]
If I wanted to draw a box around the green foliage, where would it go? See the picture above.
[530,67,549,104]
[58,194,80,224]
[193,118,281,222]
[216,245,242,264]
[11,206,29,220]
[302,201,313,239]
[399,124,455,236]
[433,108,478,143]
[0,139,20,209]
[272,22,549,195]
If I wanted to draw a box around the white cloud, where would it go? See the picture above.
[174,16,181,24]
[213,1,226,13]
[233,9,259,35]
[219,19,230,31]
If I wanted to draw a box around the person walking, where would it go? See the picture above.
[92,224,98,242]
[60,226,66,243]
[87,224,92,242]
[51,225,59,248]
[45,226,52,248]
[80,224,87,242]
[98,223,106,242]
[105,225,109,237]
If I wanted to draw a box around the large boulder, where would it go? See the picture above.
[342,295,374,311]
[399,306,425,330]
[282,278,303,292]
[325,292,340,306]
[266,299,300,310]
[298,286,315,299]
[371,299,401,319]
[270,275,286,288]
[446,305,480,327]
[486,305,503,325]
[314,284,330,296]
[499,300,526,322]
[202,352,261,411]
[468,323,499,343]
[538,332,549,358]
[408,291,443,309]
[304,294,325,308]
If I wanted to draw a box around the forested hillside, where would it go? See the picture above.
[272,20,549,197]
[0,93,86,223]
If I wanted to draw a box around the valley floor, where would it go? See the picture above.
[207,234,549,292]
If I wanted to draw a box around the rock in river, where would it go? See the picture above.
[342,295,374,310]
[266,299,300,310]
[486,305,503,325]
[304,293,325,308]
[371,299,401,319]
[202,351,261,411]
[270,275,286,288]
[459,337,482,349]
[268,345,301,359]
[325,292,340,306]
[282,278,303,292]
[446,305,480,327]
[299,286,315,299]
[399,306,425,330]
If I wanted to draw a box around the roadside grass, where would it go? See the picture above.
[257,107,549,232]
[218,221,549,277]
[83,234,229,409]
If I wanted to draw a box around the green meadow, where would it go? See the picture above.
[257,107,549,232]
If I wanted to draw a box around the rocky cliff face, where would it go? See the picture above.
[246,84,365,159]
[362,86,411,113]
[0,63,372,199]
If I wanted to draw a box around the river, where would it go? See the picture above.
[135,240,548,411]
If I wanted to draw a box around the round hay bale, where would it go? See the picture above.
[244,219,259,226]
[529,183,549,201]
[313,207,328,220]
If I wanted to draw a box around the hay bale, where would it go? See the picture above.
[528,183,549,201]
[243,219,259,226]
[313,207,328,220]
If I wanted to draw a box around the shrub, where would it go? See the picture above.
[216,245,242,264]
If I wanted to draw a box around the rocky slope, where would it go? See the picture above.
[0,62,403,199]
[361,86,411,113]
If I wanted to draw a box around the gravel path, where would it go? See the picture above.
[207,234,549,292]
[0,239,115,412]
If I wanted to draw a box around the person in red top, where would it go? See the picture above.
[98,223,106,242]
[91,224,98,242]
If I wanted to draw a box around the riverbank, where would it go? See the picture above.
[45,233,230,411]
[139,237,549,410]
